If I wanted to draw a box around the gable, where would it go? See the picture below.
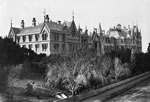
[92,32,99,41]
[8,28,16,41]
[42,24,50,34]
[69,21,78,36]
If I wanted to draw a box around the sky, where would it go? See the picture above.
[0,0,150,52]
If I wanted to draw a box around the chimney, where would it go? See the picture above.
[45,15,49,22]
[117,24,121,29]
[58,20,61,24]
[21,20,25,29]
[32,18,36,27]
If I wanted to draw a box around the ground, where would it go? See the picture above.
[81,78,150,102]
[1,78,59,102]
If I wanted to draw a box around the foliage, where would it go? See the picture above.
[8,61,46,79]
[132,52,150,75]
[45,47,132,96]
[0,65,9,91]
[0,37,45,66]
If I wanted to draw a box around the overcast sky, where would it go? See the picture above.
[0,0,150,52]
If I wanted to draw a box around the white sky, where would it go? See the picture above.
[0,0,150,52]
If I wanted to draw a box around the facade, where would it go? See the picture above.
[8,14,142,56]
[103,24,142,54]
[8,15,80,55]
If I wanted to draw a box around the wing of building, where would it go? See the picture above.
[8,15,82,55]
[8,15,142,56]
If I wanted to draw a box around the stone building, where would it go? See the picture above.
[80,23,142,55]
[8,14,142,55]
[8,15,80,55]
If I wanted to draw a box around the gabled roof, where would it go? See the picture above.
[46,21,65,32]
[12,27,21,34]
[18,23,44,35]
[68,20,78,35]
[9,19,77,36]
[92,31,100,41]
[108,28,131,39]
[8,27,21,38]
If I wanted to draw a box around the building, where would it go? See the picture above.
[8,14,80,55]
[80,23,142,55]
[8,14,142,56]
[148,43,150,53]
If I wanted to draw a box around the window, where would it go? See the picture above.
[42,43,48,51]
[35,44,39,51]
[72,26,76,37]
[17,36,20,43]
[62,34,66,41]
[121,39,124,43]
[23,36,26,42]
[62,44,65,51]
[69,43,76,52]
[53,43,59,50]
[53,33,59,41]
[29,35,32,42]
[42,31,48,40]
[22,45,26,48]
[35,34,39,41]
[28,44,32,49]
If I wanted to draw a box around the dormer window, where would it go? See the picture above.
[42,30,48,40]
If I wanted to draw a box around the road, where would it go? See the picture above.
[107,78,150,102]
[81,78,150,102]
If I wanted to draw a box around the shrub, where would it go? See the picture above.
[114,57,131,80]
[8,64,23,78]
[0,65,9,91]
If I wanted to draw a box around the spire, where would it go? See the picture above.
[43,8,46,22]
[136,24,139,33]
[85,25,87,30]
[72,10,74,21]
[98,23,103,35]
[10,17,12,27]
[78,24,80,30]
[85,26,88,34]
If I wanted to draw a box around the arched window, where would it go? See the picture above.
[42,30,48,40]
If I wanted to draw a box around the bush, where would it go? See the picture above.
[8,61,46,79]
[0,65,9,91]
[9,64,23,78]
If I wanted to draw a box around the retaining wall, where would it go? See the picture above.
[55,71,150,102]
